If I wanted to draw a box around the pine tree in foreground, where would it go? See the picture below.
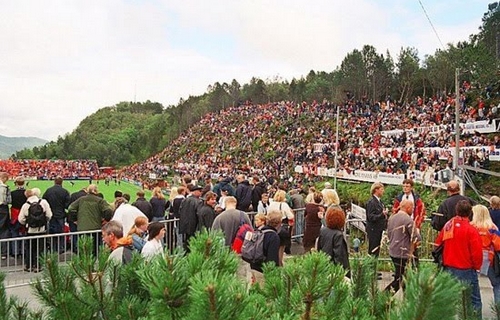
[0,230,490,319]
[32,236,148,320]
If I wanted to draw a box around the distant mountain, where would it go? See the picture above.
[0,135,47,159]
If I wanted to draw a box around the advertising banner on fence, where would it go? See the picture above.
[296,166,448,189]
[348,203,366,233]
[380,119,499,137]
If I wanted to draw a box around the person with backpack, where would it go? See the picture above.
[18,188,53,272]
[212,196,252,246]
[247,210,281,285]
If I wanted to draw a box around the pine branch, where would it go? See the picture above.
[390,265,462,320]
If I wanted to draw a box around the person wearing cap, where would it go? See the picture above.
[178,184,203,251]
[213,175,235,200]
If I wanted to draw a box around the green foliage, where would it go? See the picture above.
[31,237,149,320]
[15,101,171,166]
[0,273,42,320]
[390,266,462,320]
[13,4,500,169]
[0,231,491,319]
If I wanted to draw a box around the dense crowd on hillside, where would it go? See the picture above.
[120,92,500,187]
[0,159,100,180]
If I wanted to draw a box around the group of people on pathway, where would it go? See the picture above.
[3,167,500,318]
[365,177,500,318]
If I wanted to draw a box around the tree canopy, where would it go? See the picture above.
[14,3,500,167]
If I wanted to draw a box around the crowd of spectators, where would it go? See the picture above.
[121,91,500,188]
[0,160,100,180]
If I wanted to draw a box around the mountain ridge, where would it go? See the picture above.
[0,135,47,159]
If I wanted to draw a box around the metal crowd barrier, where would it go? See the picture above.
[246,208,306,243]
[0,219,179,288]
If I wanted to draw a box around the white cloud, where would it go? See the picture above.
[0,0,488,140]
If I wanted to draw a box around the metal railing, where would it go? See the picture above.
[246,208,306,243]
[0,219,179,288]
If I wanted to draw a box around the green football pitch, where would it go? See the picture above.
[5,179,153,203]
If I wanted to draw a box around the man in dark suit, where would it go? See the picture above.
[178,185,203,252]
[366,182,388,258]
[43,176,70,253]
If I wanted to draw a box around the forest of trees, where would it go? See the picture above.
[14,3,500,167]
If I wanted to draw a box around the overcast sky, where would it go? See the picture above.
[0,0,488,141]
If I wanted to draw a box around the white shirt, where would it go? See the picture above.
[18,195,53,234]
[141,238,163,260]
[112,203,147,234]
[268,201,294,221]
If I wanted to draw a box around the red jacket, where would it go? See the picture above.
[392,192,426,229]
[435,216,482,270]
[231,224,254,254]
[474,226,500,266]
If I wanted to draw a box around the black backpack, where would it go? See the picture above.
[122,246,133,264]
[241,229,275,264]
[26,200,47,228]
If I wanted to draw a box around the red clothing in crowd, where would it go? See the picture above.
[435,216,482,270]
[474,226,500,267]
[231,224,254,254]
[392,193,426,229]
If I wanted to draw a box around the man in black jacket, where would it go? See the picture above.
[432,180,475,231]
[235,174,252,212]
[366,182,388,258]
[251,176,266,213]
[178,185,203,252]
[132,190,153,221]
[68,186,87,253]
[43,176,70,253]
[9,176,27,257]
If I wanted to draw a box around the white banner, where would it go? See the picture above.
[459,120,497,134]
[381,119,499,137]
[295,166,448,189]
[348,203,366,233]
[355,146,500,162]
